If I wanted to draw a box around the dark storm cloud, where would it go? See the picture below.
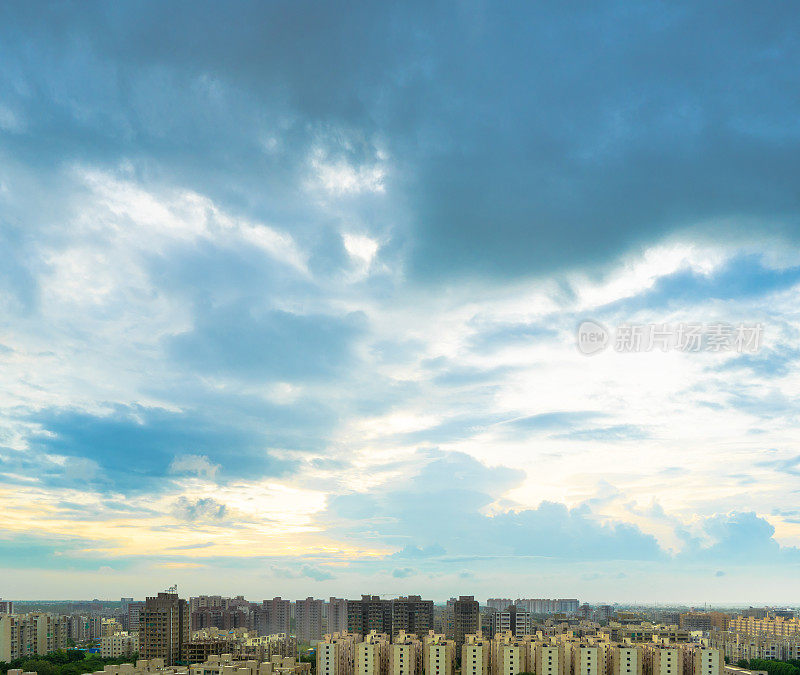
[2,1,800,283]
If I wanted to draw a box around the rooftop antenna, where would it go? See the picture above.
[166,584,178,594]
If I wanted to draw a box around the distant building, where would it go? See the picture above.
[318,631,360,675]
[451,597,480,650]
[348,597,393,637]
[139,591,190,665]
[0,613,69,661]
[296,598,325,642]
[392,597,434,639]
[101,631,139,658]
[329,599,349,635]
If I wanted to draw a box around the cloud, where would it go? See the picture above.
[172,497,227,522]
[169,454,220,479]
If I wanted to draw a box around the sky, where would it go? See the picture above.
[1,1,800,604]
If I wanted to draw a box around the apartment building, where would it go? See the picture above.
[570,643,603,675]
[189,654,310,675]
[392,598,434,639]
[318,631,361,675]
[329,600,349,635]
[452,598,480,651]
[389,631,423,675]
[686,647,724,675]
[240,634,298,662]
[0,600,13,614]
[490,633,528,675]
[647,646,684,675]
[610,645,644,675]
[348,597,393,637]
[101,631,140,658]
[462,635,491,675]
[356,631,389,675]
[422,632,455,675]
[487,601,514,612]
[487,608,534,637]
[728,617,800,638]
[254,599,292,637]
[139,592,190,666]
[533,642,566,675]
[711,630,800,662]
[296,598,325,642]
[0,613,69,662]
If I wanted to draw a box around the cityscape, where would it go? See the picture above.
[2,592,800,675]
[2,6,800,675]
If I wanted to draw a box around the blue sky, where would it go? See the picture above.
[1,1,800,602]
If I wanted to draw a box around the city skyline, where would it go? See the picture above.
[1,3,800,601]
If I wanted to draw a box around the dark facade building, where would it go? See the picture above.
[391,596,434,638]
[452,596,479,650]
[347,596,393,636]
[139,591,190,666]
[191,607,248,632]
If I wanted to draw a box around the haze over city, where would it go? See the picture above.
[1,1,799,605]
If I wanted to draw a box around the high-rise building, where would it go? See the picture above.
[392,597,434,638]
[0,613,69,662]
[647,645,684,675]
[297,598,325,642]
[329,599,349,634]
[356,630,389,675]
[0,600,13,615]
[490,633,528,675]
[486,600,514,612]
[486,608,534,637]
[128,601,145,632]
[139,591,190,665]
[318,631,360,675]
[610,645,644,675]
[348,597,393,637]
[389,631,422,675]
[532,642,566,675]
[461,634,490,675]
[422,632,455,675]
[452,597,480,651]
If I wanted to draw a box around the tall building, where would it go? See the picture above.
[422,632,455,675]
[647,645,684,675]
[254,598,292,637]
[610,645,644,675]
[329,599,349,634]
[0,613,69,662]
[392,597,434,638]
[490,633,528,675]
[128,602,145,632]
[348,597,393,637]
[452,597,480,651]
[533,642,566,675]
[0,600,13,615]
[570,643,602,675]
[487,608,534,637]
[139,591,190,665]
[486,601,514,612]
[461,634,490,675]
[356,630,389,675]
[318,631,360,675]
[296,598,325,642]
[389,631,423,675]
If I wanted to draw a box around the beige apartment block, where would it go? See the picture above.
[570,644,602,675]
[490,634,528,675]
[318,632,361,675]
[533,641,566,675]
[389,631,422,675]
[101,631,140,658]
[461,635,491,675]
[0,613,69,662]
[189,654,310,675]
[684,647,723,675]
[610,645,643,675]
[728,617,800,639]
[356,631,389,675]
[102,619,125,637]
[646,645,684,675]
[241,635,298,662]
[422,632,455,675]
